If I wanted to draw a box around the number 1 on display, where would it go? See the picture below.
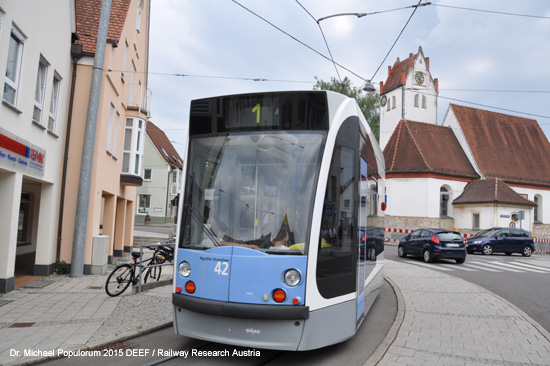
[252,103,260,123]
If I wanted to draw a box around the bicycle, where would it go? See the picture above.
[105,244,174,297]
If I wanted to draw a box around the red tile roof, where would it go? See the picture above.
[451,104,550,188]
[74,0,132,54]
[384,120,479,179]
[146,121,183,169]
[453,179,537,206]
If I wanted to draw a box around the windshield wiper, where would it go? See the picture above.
[183,204,219,246]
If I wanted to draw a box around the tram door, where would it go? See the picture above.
[356,158,368,321]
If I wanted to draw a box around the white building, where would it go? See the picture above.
[0,0,75,292]
[380,47,550,238]
[136,121,183,225]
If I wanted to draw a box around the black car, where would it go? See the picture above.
[359,227,384,260]
[465,227,535,256]
[398,228,466,264]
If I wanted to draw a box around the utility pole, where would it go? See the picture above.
[70,0,112,277]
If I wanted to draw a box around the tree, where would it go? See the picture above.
[313,76,380,141]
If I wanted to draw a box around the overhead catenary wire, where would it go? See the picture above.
[295,0,342,82]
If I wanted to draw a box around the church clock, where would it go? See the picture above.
[380,95,387,107]
[414,71,425,85]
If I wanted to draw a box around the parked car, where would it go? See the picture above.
[359,226,384,260]
[465,228,534,257]
[398,228,466,264]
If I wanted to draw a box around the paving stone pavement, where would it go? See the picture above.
[368,260,550,366]
[0,275,172,366]
[2,258,550,366]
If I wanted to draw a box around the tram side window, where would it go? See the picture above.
[317,118,359,298]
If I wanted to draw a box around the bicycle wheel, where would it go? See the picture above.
[105,264,133,297]
[143,260,162,283]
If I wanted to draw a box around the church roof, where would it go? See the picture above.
[146,121,183,169]
[74,0,132,54]
[384,120,479,179]
[451,104,550,188]
[453,179,537,206]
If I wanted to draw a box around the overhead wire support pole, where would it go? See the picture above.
[70,0,112,277]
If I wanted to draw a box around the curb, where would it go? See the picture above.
[363,275,405,366]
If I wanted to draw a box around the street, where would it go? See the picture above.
[386,245,550,333]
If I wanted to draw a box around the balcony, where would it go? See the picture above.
[127,85,152,118]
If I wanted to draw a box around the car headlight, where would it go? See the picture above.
[284,269,301,287]
[472,240,482,244]
[178,261,191,277]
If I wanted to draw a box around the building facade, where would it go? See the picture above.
[136,121,183,225]
[0,0,75,293]
[58,0,151,271]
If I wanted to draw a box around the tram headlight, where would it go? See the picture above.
[178,261,191,277]
[284,269,301,287]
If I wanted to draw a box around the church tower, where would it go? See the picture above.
[379,46,439,150]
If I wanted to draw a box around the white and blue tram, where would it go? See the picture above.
[173,91,385,351]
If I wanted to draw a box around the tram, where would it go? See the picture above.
[172,90,385,351]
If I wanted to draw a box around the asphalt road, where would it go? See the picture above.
[41,275,397,366]
[385,244,550,333]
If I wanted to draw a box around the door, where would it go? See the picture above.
[356,158,368,321]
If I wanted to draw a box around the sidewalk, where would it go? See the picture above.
[368,260,550,366]
[1,259,550,365]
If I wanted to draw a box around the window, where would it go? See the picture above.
[121,117,145,176]
[138,194,151,214]
[440,187,450,217]
[317,118,358,299]
[113,111,119,155]
[414,94,419,107]
[534,195,542,223]
[144,169,152,181]
[127,62,136,106]
[473,213,480,229]
[106,105,119,155]
[3,26,25,106]
[33,56,49,124]
[107,104,115,153]
[121,41,128,78]
[48,73,61,132]
[135,0,142,31]
[172,170,178,184]
[386,96,391,111]
[422,95,427,109]
[392,96,396,109]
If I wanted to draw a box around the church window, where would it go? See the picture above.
[414,94,419,107]
[440,186,450,217]
[422,95,427,109]
[472,213,480,229]
[392,96,396,109]
[534,195,542,223]
[387,96,391,111]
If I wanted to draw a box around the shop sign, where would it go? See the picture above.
[0,127,45,176]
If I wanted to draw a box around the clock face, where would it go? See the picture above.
[415,71,425,85]
[380,95,387,107]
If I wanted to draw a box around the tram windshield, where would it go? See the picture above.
[180,131,326,255]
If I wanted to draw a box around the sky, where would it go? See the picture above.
[147,0,550,158]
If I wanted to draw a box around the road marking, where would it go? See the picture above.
[468,261,525,273]
[462,263,502,272]
[439,264,478,271]
[406,261,454,271]
[510,262,550,273]
[493,261,548,273]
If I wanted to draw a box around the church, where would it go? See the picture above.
[379,47,550,239]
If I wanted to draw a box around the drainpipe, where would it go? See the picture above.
[56,42,82,270]
[70,0,112,277]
